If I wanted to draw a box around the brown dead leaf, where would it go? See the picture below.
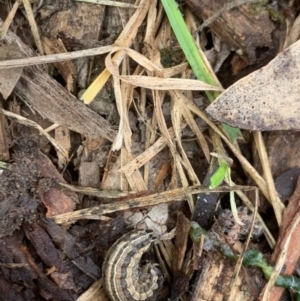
[0,42,23,99]
[206,39,300,131]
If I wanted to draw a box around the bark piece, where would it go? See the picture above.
[191,253,262,301]
[38,1,105,48]
[39,217,101,280]
[16,65,116,141]
[0,234,76,301]
[23,222,65,272]
[170,213,192,301]
[1,18,116,142]
[21,245,76,301]
[186,0,275,63]
[38,1,105,88]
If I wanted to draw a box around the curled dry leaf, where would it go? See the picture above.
[206,40,300,131]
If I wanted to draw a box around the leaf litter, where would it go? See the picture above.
[0,1,300,301]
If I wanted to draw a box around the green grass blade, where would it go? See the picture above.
[161,0,242,141]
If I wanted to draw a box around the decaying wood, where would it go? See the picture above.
[0,18,116,142]
[185,0,275,63]
[38,1,105,48]
[39,217,101,281]
[191,253,262,301]
[0,234,77,300]
[16,66,116,141]
[38,1,106,88]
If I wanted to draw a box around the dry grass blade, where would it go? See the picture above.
[171,90,210,161]
[118,125,186,175]
[22,0,44,55]
[74,0,137,8]
[105,47,222,91]
[0,45,114,68]
[254,132,285,225]
[51,184,255,224]
[81,0,151,103]
[0,0,20,39]
[59,183,138,198]
[110,70,128,150]
[170,94,203,183]
[154,242,172,284]
[112,74,221,90]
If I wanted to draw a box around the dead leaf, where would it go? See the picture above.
[0,42,23,99]
[206,39,300,131]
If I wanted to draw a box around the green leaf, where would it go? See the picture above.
[209,160,229,189]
